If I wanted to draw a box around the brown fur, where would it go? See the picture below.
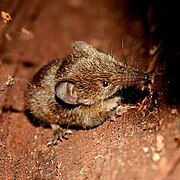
[25,41,150,128]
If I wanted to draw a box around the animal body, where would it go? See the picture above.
[25,41,151,143]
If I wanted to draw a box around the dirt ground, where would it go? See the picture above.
[0,0,179,179]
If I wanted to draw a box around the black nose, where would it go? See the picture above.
[143,74,151,85]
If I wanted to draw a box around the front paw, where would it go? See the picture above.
[47,124,72,146]
[105,97,121,111]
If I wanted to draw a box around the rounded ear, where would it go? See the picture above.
[55,81,78,105]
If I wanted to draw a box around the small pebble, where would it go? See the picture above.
[152,153,160,161]
[156,134,165,152]
[143,147,149,153]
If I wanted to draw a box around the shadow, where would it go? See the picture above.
[25,108,95,131]
[124,0,180,105]
[119,85,150,104]
[25,109,50,128]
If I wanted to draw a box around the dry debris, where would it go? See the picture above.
[156,134,165,152]
[0,75,17,92]
[20,27,34,41]
[1,11,12,23]
[5,33,12,41]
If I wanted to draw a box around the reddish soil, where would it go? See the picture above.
[0,1,179,179]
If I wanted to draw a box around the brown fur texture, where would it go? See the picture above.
[25,41,150,128]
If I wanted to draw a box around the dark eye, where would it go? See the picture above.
[143,74,152,85]
[102,81,109,87]
[143,74,149,81]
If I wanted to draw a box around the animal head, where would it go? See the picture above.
[55,41,151,106]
